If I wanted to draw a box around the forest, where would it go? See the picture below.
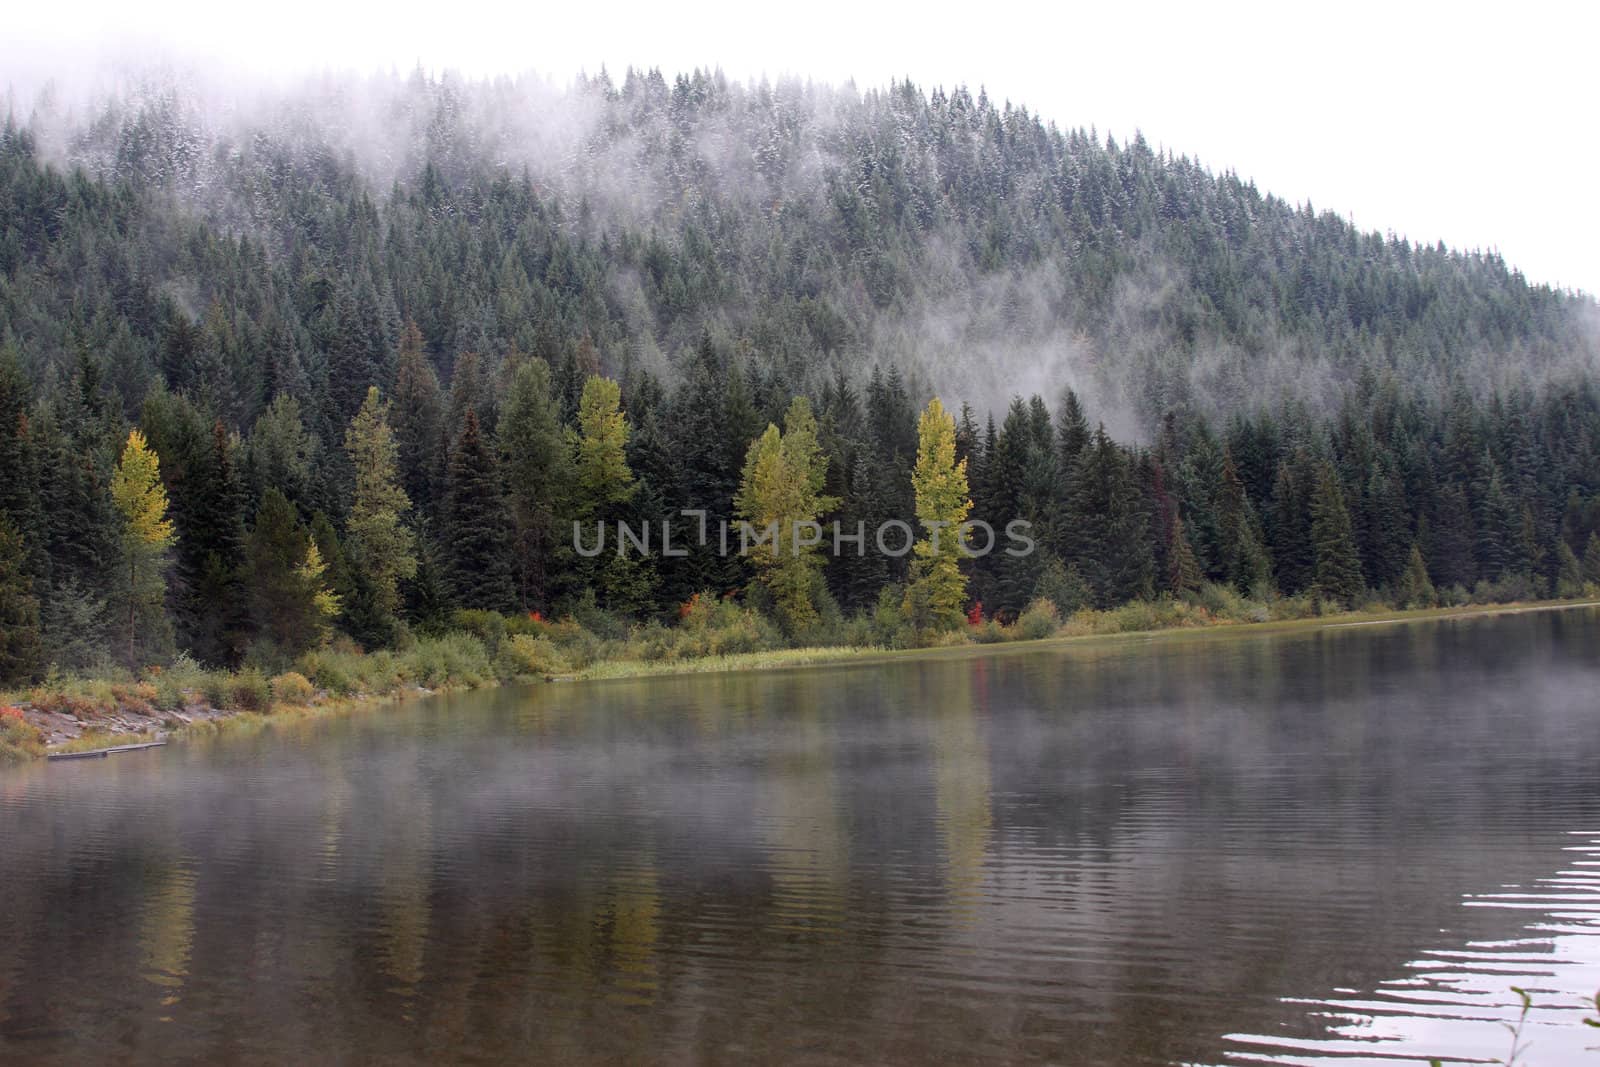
[1,67,1599,686]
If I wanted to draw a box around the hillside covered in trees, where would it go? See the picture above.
[1,67,1599,683]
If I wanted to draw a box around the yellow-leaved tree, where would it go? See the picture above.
[906,398,972,631]
[111,429,175,666]
[735,396,837,633]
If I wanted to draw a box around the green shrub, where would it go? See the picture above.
[971,619,1008,643]
[270,671,316,705]
[151,672,188,712]
[500,634,574,677]
[1470,572,1547,605]
[1017,598,1062,640]
[201,671,233,709]
[229,669,273,712]
[1197,582,1249,620]
[354,650,404,694]
[404,633,492,689]
[1268,593,1318,620]
[0,710,45,763]
[298,651,355,697]
[1034,559,1092,617]
[450,609,508,653]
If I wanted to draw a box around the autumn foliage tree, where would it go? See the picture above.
[735,396,838,633]
[906,398,972,631]
[110,428,175,667]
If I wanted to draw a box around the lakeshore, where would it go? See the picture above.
[5,596,1597,764]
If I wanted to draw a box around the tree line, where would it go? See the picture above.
[3,325,1600,685]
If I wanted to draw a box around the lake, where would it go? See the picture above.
[3,608,1599,1065]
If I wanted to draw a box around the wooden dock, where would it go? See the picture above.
[46,741,168,762]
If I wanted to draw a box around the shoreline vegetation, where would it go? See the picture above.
[5,592,1597,765]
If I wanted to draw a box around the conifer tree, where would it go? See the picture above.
[1429,485,1478,590]
[1217,448,1272,592]
[1310,462,1364,606]
[343,387,416,631]
[1268,451,1316,594]
[1394,543,1437,608]
[0,514,43,685]
[499,358,574,612]
[1555,539,1585,598]
[570,375,652,610]
[390,322,447,520]
[245,394,320,517]
[443,409,515,612]
[1584,533,1600,589]
[906,398,972,631]
[572,376,635,509]
[1166,513,1202,595]
[247,489,339,656]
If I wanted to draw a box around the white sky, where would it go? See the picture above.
[7,0,1598,295]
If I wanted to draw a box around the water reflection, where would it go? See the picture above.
[1221,830,1600,1065]
[0,608,1597,1065]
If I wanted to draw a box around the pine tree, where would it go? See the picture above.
[443,409,515,612]
[570,375,651,610]
[247,489,339,657]
[571,376,635,509]
[1394,544,1437,608]
[390,322,447,521]
[1583,533,1600,589]
[906,398,973,631]
[343,387,416,631]
[1166,513,1202,595]
[1217,448,1272,592]
[499,358,574,612]
[110,429,175,667]
[308,512,356,635]
[0,514,44,685]
[1309,462,1364,606]
[1268,452,1316,594]
[245,394,320,517]
[1555,540,1585,598]
[1055,387,1090,471]
[1429,485,1478,590]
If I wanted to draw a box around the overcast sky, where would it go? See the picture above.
[8,0,1597,295]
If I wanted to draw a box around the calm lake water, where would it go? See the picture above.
[3,608,1600,1066]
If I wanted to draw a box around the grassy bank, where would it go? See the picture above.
[0,632,512,761]
[5,590,1599,762]
[566,596,1600,682]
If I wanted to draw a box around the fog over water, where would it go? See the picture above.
[3,607,1599,1064]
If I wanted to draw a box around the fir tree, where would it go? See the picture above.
[0,515,44,686]
[1394,544,1437,608]
[1310,462,1364,606]
[443,409,515,612]
[247,489,339,657]
[1555,539,1585,598]
[390,322,447,521]
[343,387,416,632]
[1166,513,1202,595]
[1583,533,1600,588]
[499,358,574,612]
[570,376,651,610]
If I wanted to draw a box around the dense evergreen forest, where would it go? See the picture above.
[2,67,1599,683]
